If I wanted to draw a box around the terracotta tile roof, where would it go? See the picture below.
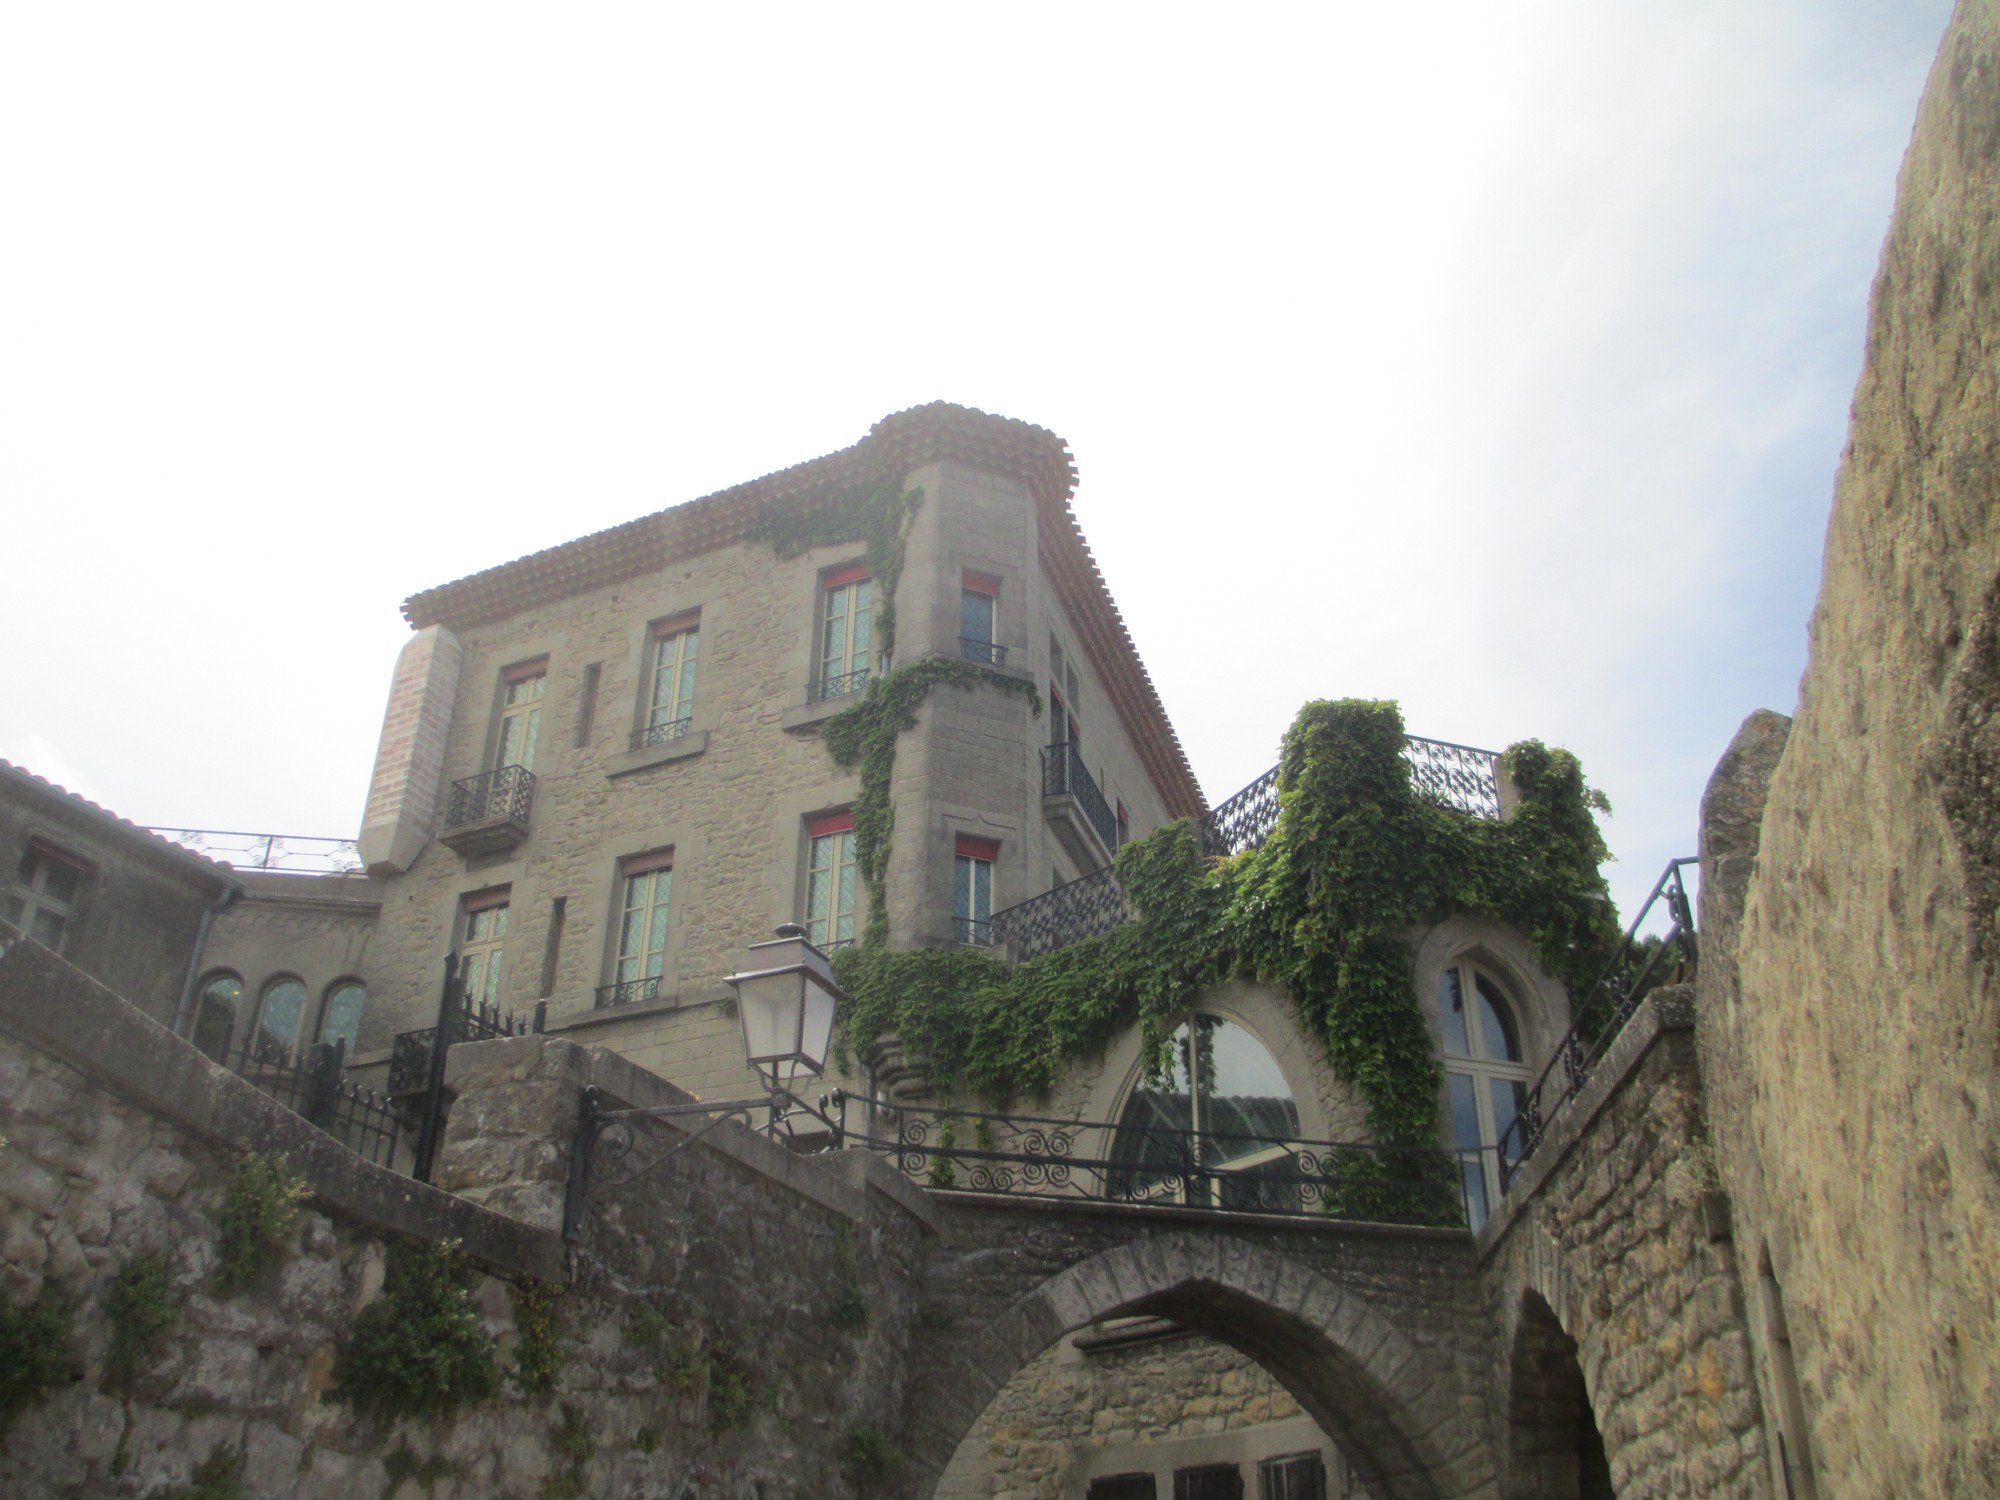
[0,759,242,892]
[400,402,1206,820]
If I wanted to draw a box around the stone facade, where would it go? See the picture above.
[1688,0,2000,1494]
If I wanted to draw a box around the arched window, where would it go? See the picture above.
[253,976,308,1064]
[1109,1015,1301,1210]
[318,980,366,1053]
[1441,962,1530,1230]
[192,971,241,1062]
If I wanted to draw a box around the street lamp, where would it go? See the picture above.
[562,925,849,1242]
[723,923,841,1096]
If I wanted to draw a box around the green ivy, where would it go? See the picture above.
[839,1422,903,1493]
[106,1253,179,1392]
[0,1281,74,1427]
[823,657,1040,947]
[760,480,924,665]
[332,1239,500,1421]
[212,1152,309,1296]
[152,1443,245,1500]
[836,700,1616,1164]
[509,1280,564,1397]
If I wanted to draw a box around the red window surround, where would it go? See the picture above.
[807,811,854,838]
[650,610,700,638]
[961,570,1001,597]
[502,657,548,683]
[27,839,97,876]
[620,848,674,876]
[461,884,511,913]
[822,562,870,589]
[955,834,1001,861]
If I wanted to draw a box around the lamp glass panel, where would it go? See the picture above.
[737,969,803,1062]
[798,976,838,1074]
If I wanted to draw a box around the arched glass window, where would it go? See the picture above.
[1441,963,1530,1230]
[254,976,307,1064]
[1109,1015,1301,1210]
[192,972,241,1062]
[319,981,366,1053]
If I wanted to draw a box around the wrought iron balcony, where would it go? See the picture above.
[1403,735,1503,820]
[808,667,871,704]
[989,866,1131,960]
[1042,741,1119,855]
[959,636,1007,667]
[629,716,692,752]
[439,764,535,858]
[596,974,667,1009]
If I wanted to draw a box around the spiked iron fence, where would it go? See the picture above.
[228,1037,400,1169]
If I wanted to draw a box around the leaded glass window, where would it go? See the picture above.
[614,863,673,989]
[1441,963,1530,1229]
[806,824,858,948]
[497,669,545,771]
[647,624,698,734]
[254,977,307,1064]
[461,900,509,1008]
[319,981,366,1052]
[819,572,873,693]
[1110,1016,1301,1209]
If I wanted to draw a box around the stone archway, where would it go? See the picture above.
[903,1231,1494,1500]
[1501,1291,1613,1500]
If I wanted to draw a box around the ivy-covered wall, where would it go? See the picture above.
[837,698,1617,1155]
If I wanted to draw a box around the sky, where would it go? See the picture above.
[0,2,1957,927]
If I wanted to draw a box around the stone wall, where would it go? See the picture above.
[0,928,933,1499]
[1480,990,1767,1500]
[936,1327,1353,1500]
[1690,0,2000,1493]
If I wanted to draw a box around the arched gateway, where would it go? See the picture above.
[904,1208,1499,1500]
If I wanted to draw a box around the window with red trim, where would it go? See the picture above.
[818,566,874,697]
[458,888,511,1007]
[806,813,858,947]
[611,850,674,1003]
[954,835,998,946]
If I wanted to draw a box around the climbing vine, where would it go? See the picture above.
[836,699,1616,1162]
[823,658,1039,946]
[332,1239,500,1421]
[760,480,924,665]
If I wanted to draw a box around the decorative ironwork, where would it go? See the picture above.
[835,1096,1466,1227]
[960,636,1007,667]
[1496,857,1699,1193]
[629,717,692,751]
[146,828,363,875]
[596,974,667,1009]
[442,764,536,831]
[1043,741,1119,851]
[1402,735,1502,820]
[1200,765,1282,858]
[228,1038,400,1169]
[989,866,1131,960]
[954,916,992,946]
[808,667,871,704]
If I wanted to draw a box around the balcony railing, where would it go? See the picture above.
[145,829,363,875]
[1495,857,1698,1195]
[443,764,536,831]
[1043,741,1119,852]
[954,915,993,947]
[629,716,692,752]
[997,731,1507,960]
[990,866,1131,960]
[959,636,1007,667]
[596,974,667,1009]
[808,667,872,704]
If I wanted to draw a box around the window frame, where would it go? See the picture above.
[638,611,701,748]
[1438,959,1532,1229]
[816,563,875,699]
[953,834,999,945]
[192,970,243,1062]
[250,974,311,1065]
[606,849,675,1006]
[6,839,93,953]
[459,887,512,1010]
[318,978,367,1053]
[959,570,1001,665]
[494,658,548,773]
[804,811,859,949]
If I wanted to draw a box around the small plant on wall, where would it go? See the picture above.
[106,1252,180,1393]
[212,1151,310,1296]
[331,1239,500,1420]
[0,1281,75,1428]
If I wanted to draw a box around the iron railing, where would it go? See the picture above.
[1495,857,1698,1193]
[629,717,692,752]
[228,1037,400,1169]
[960,636,1007,667]
[954,915,992,947]
[596,974,667,1009]
[1200,766,1282,859]
[396,955,548,1182]
[1403,735,1503,820]
[146,829,363,875]
[442,764,536,831]
[1043,741,1119,852]
[835,1096,1467,1227]
[808,667,871,704]
[989,866,1132,960]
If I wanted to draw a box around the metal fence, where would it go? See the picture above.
[1496,857,1698,1193]
[390,955,545,1182]
[989,866,1132,960]
[808,667,872,704]
[227,1037,400,1169]
[835,1095,1467,1227]
[629,717,692,751]
[1042,741,1119,851]
[146,829,363,875]
[442,764,536,831]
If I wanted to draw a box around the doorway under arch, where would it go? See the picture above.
[1503,1292,1614,1499]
